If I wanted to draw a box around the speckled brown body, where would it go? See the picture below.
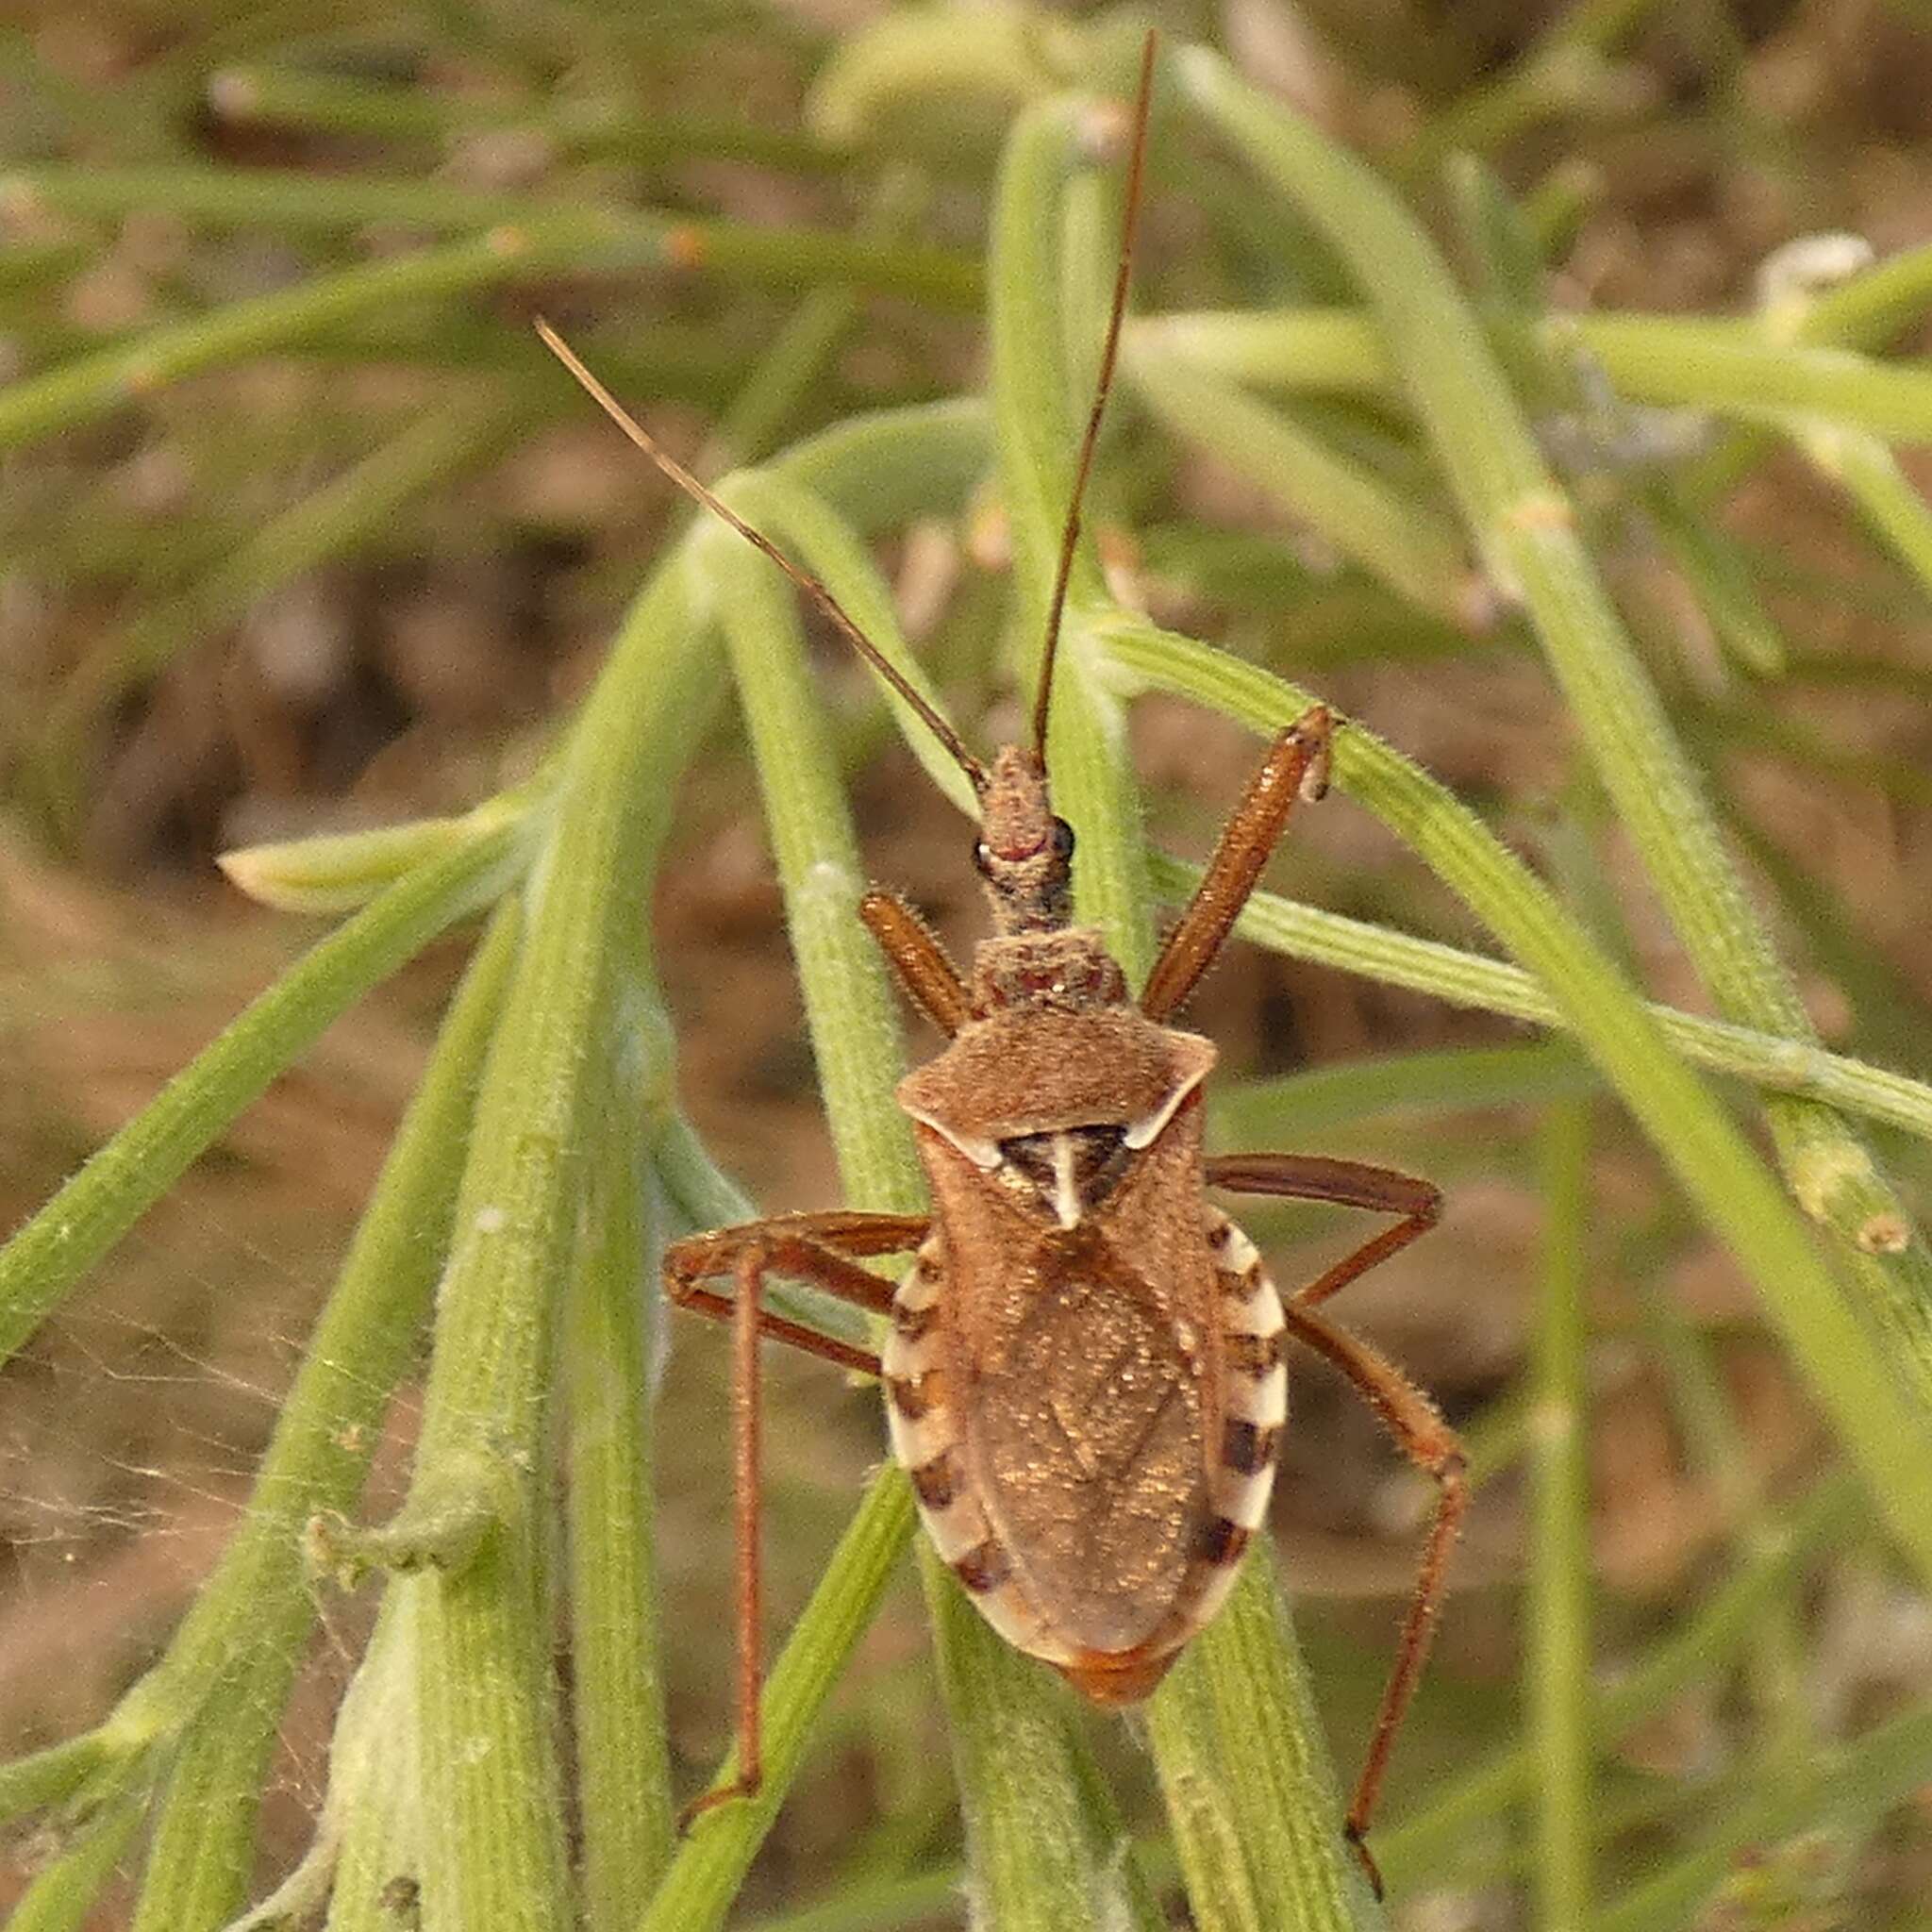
[881,924,1286,1701]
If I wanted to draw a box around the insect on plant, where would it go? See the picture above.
[537,33,1466,1897]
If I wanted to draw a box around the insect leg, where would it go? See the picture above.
[661,1211,927,1825]
[663,1209,929,1372]
[1140,707,1334,1022]
[1203,1152,1440,1310]
[1277,1298,1467,1899]
[859,889,970,1036]
[1204,1152,1455,1895]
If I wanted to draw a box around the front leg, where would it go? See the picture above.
[1205,1150,1459,1899]
[661,1209,928,1824]
[859,889,970,1036]
[1140,707,1332,1022]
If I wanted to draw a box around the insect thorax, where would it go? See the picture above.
[894,928,1217,1229]
[969,927,1127,1016]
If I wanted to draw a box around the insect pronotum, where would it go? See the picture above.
[537,31,1466,1898]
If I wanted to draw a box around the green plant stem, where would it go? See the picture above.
[1180,42,1932,1446]
[1529,1104,1593,1932]
[710,470,976,816]
[218,785,550,915]
[1061,1725,1171,1932]
[0,1732,125,1830]
[708,516,1111,1928]
[0,234,534,455]
[205,64,840,175]
[917,1549,1113,1932]
[566,1034,675,1927]
[736,1862,968,1932]
[0,824,523,1372]
[636,1472,919,1932]
[1100,620,1932,1591]
[213,1584,419,1931]
[1146,1669,1271,1932]
[992,92,1151,979]
[1130,308,1932,443]
[0,216,971,463]
[1174,90,1932,1493]
[1148,850,1932,1144]
[1160,1554,1381,1928]
[1125,350,1479,623]
[320,1589,425,1932]
[706,529,924,1207]
[652,1109,876,1355]
[1213,1041,1600,1144]
[399,545,724,1930]
[1799,240,1932,349]
[1724,810,1932,1082]
[0,394,990,1924]
[6,1797,145,1932]
[738,1839,1181,1932]
[1564,312,1932,440]
[630,410,1009,1929]
[1377,1472,1860,1889]
[125,909,521,1932]
[3,162,979,308]
[1785,415,1932,593]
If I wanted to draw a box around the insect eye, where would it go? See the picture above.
[1050,817,1075,860]
[972,841,994,877]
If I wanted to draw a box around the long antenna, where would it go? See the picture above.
[535,317,988,793]
[1031,29,1158,763]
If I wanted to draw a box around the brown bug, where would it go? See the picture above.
[538,33,1465,1896]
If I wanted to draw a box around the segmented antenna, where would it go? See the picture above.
[1031,30,1158,763]
[534,317,987,793]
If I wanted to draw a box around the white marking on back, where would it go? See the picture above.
[1216,1464,1274,1530]
[897,1251,942,1313]
[1208,1209,1288,1529]
[1245,1362,1289,1428]
[900,1102,1000,1169]
[1122,1060,1211,1150]
[1218,1223,1260,1273]
[1052,1132,1081,1227]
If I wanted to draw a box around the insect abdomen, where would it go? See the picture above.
[1185,1210,1289,1612]
[881,1241,1075,1664]
[882,1215,1286,1695]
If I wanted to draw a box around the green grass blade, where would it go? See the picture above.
[123,904,521,1930]
[566,1036,676,1924]
[637,1472,918,1932]
[0,824,524,1372]
[394,552,720,1932]
[1127,350,1479,623]
[1148,849,1932,1143]
[1528,1104,1594,1932]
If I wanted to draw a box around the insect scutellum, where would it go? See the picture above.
[544,27,1464,1904]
